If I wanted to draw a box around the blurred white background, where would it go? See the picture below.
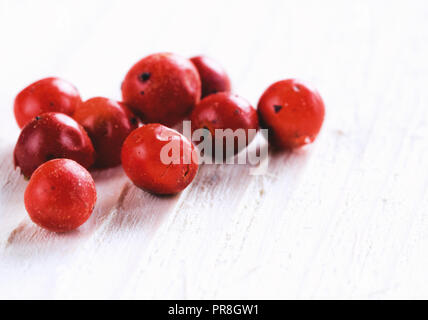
[0,0,427,299]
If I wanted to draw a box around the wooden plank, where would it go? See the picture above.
[0,0,427,299]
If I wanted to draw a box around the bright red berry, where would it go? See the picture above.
[121,124,198,195]
[73,97,138,168]
[190,92,259,157]
[14,77,81,128]
[190,55,231,98]
[14,112,95,178]
[257,79,325,149]
[24,159,97,232]
[121,53,201,127]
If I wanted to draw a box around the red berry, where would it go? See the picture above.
[14,77,81,128]
[24,159,97,232]
[257,79,325,149]
[121,53,201,127]
[73,97,138,168]
[190,55,231,98]
[14,112,95,178]
[121,124,198,195]
[190,92,259,157]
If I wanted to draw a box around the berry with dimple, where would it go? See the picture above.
[14,77,81,128]
[14,112,95,178]
[121,52,201,127]
[190,55,231,98]
[257,79,325,149]
[121,124,199,195]
[190,92,259,157]
[24,159,97,232]
[73,97,138,168]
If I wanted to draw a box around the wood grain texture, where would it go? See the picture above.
[0,0,427,299]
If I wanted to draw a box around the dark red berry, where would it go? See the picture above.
[73,97,138,168]
[190,92,259,157]
[257,79,325,149]
[122,53,201,127]
[14,112,95,177]
[190,55,231,98]
[121,124,198,195]
[24,159,97,232]
[14,77,81,128]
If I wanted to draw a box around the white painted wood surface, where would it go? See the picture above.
[0,0,427,299]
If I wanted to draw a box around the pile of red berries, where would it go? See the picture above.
[13,52,325,232]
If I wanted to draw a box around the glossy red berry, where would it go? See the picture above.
[121,124,198,195]
[14,77,81,128]
[73,97,138,168]
[14,112,95,178]
[190,92,259,157]
[121,53,201,127]
[257,79,325,149]
[190,55,231,98]
[24,159,97,232]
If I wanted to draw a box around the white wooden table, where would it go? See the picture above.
[0,0,427,299]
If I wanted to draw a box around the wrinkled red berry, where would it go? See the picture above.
[122,53,201,127]
[190,92,259,157]
[24,159,97,232]
[14,112,95,177]
[121,124,198,195]
[14,77,81,128]
[257,79,325,149]
[190,55,231,98]
[73,97,138,168]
